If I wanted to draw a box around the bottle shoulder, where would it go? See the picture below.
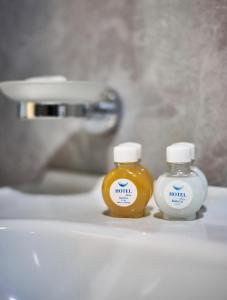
[191,166,208,179]
[156,172,204,189]
[103,164,153,185]
[138,164,153,180]
[158,170,200,179]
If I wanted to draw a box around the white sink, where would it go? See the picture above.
[0,171,227,300]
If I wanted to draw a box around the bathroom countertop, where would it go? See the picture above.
[0,171,227,252]
[1,175,227,300]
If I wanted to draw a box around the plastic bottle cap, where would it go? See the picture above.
[118,142,142,160]
[114,144,138,163]
[166,144,191,163]
[171,142,195,160]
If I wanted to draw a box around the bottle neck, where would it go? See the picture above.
[115,161,139,167]
[167,162,191,175]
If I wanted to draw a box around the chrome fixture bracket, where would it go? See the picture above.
[17,89,122,134]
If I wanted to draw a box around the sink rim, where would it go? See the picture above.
[0,219,227,265]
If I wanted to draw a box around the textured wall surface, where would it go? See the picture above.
[0,0,227,186]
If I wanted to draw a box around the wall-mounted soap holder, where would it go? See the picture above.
[0,77,122,134]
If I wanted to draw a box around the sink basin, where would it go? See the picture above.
[1,220,227,300]
[0,171,227,300]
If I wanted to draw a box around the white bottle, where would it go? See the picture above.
[154,144,205,220]
[172,142,208,202]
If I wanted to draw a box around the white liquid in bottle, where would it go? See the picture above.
[171,142,208,203]
[154,144,205,220]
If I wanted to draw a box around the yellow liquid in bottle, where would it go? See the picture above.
[102,162,153,218]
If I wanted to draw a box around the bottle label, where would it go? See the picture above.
[163,180,193,209]
[109,178,137,207]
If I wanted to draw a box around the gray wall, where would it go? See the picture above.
[0,0,227,186]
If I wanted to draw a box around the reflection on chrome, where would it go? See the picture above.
[32,251,40,267]
[0,226,7,230]
[142,278,160,296]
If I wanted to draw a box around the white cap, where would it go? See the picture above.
[166,144,191,163]
[172,142,195,160]
[114,144,138,163]
[118,142,142,160]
